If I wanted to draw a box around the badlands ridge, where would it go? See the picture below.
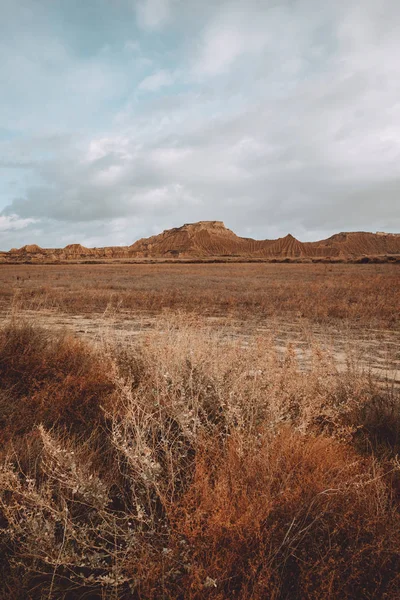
[1,221,400,263]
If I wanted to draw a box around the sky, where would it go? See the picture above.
[1,0,400,250]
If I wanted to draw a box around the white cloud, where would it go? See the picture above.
[86,136,134,162]
[193,17,267,76]
[135,0,173,31]
[0,214,36,232]
[138,69,176,91]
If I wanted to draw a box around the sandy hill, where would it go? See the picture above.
[316,231,400,257]
[1,221,399,263]
[130,221,252,256]
[15,244,44,254]
[130,222,313,258]
[130,222,400,259]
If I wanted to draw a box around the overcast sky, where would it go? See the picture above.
[1,0,400,249]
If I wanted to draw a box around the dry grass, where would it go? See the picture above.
[0,322,115,444]
[0,317,399,599]
[1,262,399,327]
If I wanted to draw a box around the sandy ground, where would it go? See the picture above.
[1,306,399,387]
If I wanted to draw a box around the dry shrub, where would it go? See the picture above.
[0,321,115,445]
[171,430,400,600]
[351,388,400,458]
[0,317,399,599]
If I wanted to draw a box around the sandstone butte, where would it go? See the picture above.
[1,221,400,263]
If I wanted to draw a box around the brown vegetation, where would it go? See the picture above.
[0,323,114,444]
[1,262,399,327]
[0,318,399,599]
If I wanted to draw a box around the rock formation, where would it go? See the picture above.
[1,221,399,263]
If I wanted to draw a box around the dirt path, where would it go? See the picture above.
[1,307,399,386]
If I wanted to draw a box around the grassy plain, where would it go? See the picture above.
[1,262,399,326]
[0,262,399,599]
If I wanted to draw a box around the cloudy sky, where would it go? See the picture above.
[1,0,400,249]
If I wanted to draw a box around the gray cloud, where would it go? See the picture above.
[1,0,400,249]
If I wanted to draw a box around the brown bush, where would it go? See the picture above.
[0,322,115,444]
[352,389,400,458]
[169,430,400,600]
[0,319,399,599]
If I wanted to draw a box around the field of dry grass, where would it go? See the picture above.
[0,263,399,598]
[1,262,399,327]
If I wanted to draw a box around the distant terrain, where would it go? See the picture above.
[2,221,400,263]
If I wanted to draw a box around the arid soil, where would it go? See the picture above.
[2,308,398,387]
[1,262,399,386]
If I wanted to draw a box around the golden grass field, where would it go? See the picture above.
[1,262,399,325]
[0,262,399,599]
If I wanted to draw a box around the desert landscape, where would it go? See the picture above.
[2,221,400,263]
[2,1,400,598]
[0,225,399,598]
